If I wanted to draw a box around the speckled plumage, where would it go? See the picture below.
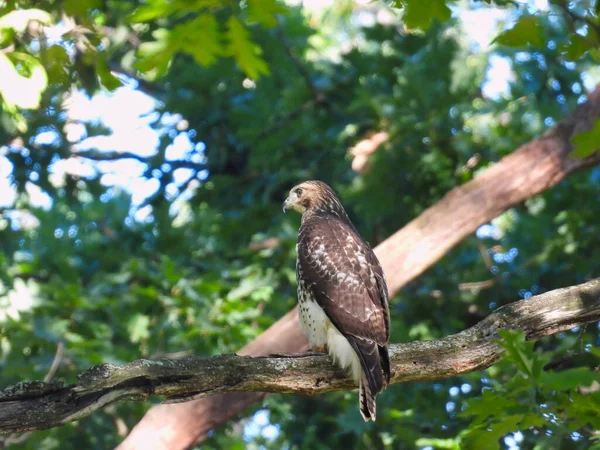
[284,180,390,421]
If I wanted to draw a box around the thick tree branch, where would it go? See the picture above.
[1,278,599,435]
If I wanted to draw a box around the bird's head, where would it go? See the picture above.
[283,180,346,218]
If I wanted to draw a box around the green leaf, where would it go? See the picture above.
[130,0,173,23]
[130,0,223,22]
[0,52,48,109]
[96,56,123,91]
[179,14,223,66]
[127,314,151,343]
[43,45,71,85]
[247,0,288,28]
[540,367,600,391]
[0,9,53,32]
[497,329,535,379]
[402,0,451,30]
[493,16,544,48]
[136,15,223,78]
[415,437,460,449]
[459,388,519,424]
[64,0,102,20]
[135,28,174,77]
[225,16,269,79]
[461,415,524,450]
[572,119,600,158]
[561,34,593,60]
[589,346,600,360]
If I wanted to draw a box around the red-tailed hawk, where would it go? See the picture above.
[283,180,390,421]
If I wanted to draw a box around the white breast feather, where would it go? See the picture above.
[327,326,361,383]
[298,292,361,385]
[298,296,329,346]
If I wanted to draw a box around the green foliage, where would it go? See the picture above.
[399,0,452,30]
[493,16,545,48]
[0,0,599,449]
[131,0,280,79]
[0,8,52,132]
[225,16,270,78]
[136,14,226,77]
[497,329,549,381]
[454,330,600,450]
[572,119,600,158]
[0,8,52,31]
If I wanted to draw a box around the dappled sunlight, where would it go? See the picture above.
[0,0,599,448]
[0,278,40,323]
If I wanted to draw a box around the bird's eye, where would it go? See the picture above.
[295,188,303,196]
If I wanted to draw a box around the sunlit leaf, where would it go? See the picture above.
[225,16,269,79]
[247,0,288,28]
[130,0,223,22]
[402,0,451,30]
[130,0,173,23]
[0,52,48,109]
[127,313,151,343]
[0,8,53,32]
[493,16,544,48]
[415,437,460,449]
[96,55,123,91]
[180,14,223,66]
[497,329,535,379]
[135,28,174,77]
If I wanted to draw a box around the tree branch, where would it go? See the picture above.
[556,0,600,43]
[1,278,599,434]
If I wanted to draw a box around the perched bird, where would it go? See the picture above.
[283,180,390,421]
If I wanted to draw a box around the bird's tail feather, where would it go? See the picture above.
[359,375,376,421]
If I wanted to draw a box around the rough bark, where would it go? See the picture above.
[118,84,600,450]
[1,278,599,434]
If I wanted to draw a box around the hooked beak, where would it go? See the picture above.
[282,197,290,213]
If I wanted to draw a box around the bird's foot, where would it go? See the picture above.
[311,345,328,353]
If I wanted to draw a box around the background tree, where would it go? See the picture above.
[0,0,599,449]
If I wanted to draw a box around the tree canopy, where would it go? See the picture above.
[0,0,599,449]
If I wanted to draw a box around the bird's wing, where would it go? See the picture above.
[297,216,389,346]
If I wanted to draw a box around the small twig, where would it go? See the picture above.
[0,44,15,55]
[556,0,600,46]
[458,279,496,291]
[0,432,32,448]
[478,240,493,270]
[44,342,64,383]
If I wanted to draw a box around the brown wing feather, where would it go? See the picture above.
[298,215,390,393]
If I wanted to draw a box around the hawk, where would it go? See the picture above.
[283,180,390,421]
